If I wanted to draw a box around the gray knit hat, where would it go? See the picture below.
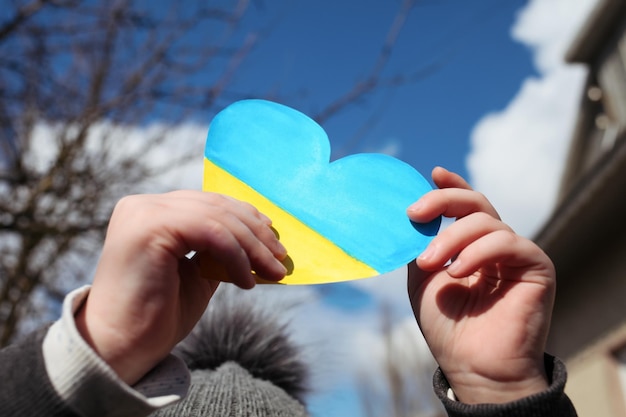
[151,288,310,417]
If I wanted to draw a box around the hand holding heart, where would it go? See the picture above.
[75,191,288,385]
[407,167,555,404]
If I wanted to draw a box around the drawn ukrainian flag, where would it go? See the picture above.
[203,100,440,285]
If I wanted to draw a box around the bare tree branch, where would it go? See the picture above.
[0,0,53,42]
[0,1,262,344]
[312,0,418,125]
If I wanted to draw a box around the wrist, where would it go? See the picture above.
[444,363,549,404]
[74,298,161,386]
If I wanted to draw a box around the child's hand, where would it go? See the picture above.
[75,191,287,385]
[407,167,555,404]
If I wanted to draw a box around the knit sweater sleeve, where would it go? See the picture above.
[0,286,191,417]
[0,326,81,416]
[433,354,578,417]
[42,286,190,417]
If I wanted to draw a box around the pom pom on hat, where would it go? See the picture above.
[151,288,310,417]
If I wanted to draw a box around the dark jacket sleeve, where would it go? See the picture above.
[434,354,578,417]
[0,325,81,417]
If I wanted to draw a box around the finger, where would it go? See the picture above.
[159,190,270,229]
[192,252,255,289]
[431,166,473,190]
[188,216,258,288]
[445,229,556,285]
[220,194,274,226]
[145,193,287,286]
[177,256,221,305]
[407,187,501,223]
[416,212,512,271]
[164,191,287,263]
[194,192,287,260]
[226,201,287,260]
[194,211,287,284]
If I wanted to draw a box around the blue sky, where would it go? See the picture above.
[228,0,535,182]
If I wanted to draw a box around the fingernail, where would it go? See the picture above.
[448,258,462,274]
[407,201,423,214]
[276,240,287,258]
[276,260,288,276]
[418,244,436,262]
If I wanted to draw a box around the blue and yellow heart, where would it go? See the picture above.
[203,99,440,285]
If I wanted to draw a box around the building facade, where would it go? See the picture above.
[535,0,626,415]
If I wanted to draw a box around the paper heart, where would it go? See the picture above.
[203,99,440,285]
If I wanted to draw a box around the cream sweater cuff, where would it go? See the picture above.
[42,286,190,417]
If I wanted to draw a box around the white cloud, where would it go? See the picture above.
[512,0,595,73]
[143,123,207,191]
[466,0,599,237]
[27,120,208,193]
